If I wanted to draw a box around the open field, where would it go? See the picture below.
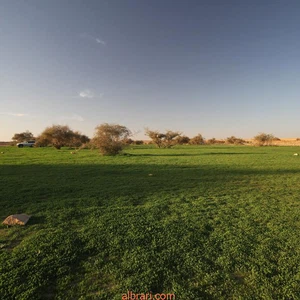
[1,145,300,299]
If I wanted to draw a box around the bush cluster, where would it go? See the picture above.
[226,136,246,145]
[92,123,131,155]
[12,125,279,155]
[145,129,181,148]
[35,125,90,149]
[253,133,274,146]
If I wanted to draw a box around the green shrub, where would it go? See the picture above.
[93,123,131,155]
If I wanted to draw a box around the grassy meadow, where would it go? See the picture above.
[1,145,300,299]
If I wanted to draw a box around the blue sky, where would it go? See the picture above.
[1,0,300,140]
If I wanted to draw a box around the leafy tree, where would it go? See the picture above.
[253,133,274,146]
[92,123,131,155]
[124,138,134,145]
[69,131,90,148]
[176,135,190,145]
[145,129,181,148]
[12,130,34,144]
[35,125,87,149]
[189,134,205,145]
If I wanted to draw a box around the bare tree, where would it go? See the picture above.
[93,123,131,155]
[144,129,165,148]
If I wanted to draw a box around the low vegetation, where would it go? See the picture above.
[10,125,284,151]
[189,134,205,145]
[253,133,274,146]
[1,145,300,299]
[176,135,190,145]
[206,138,225,145]
[226,136,246,145]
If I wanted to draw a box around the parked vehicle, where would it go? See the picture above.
[17,141,35,148]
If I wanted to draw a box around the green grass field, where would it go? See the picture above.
[1,145,300,299]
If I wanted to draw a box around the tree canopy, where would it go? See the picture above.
[92,123,131,155]
[12,131,34,143]
[36,125,89,149]
[145,129,181,148]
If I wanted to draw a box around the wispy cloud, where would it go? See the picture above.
[72,114,84,122]
[79,89,94,98]
[61,114,84,122]
[80,33,106,45]
[95,38,106,45]
[0,112,28,117]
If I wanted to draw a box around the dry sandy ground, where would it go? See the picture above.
[244,138,300,146]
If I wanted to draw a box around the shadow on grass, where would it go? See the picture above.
[27,215,47,225]
[201,152,268,155]
[127,153,203,157]
[1,160,300,299]
[0,162,299,216]
[126,152,267,157]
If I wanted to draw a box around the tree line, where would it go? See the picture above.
[11,124,277,155]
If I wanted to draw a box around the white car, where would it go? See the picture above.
[17,141,35,148]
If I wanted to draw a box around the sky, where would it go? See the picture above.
[1,0,300,141]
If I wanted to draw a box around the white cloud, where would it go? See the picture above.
[0,112,28,117]
[79,89,94,98]
[80,33,106,46]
